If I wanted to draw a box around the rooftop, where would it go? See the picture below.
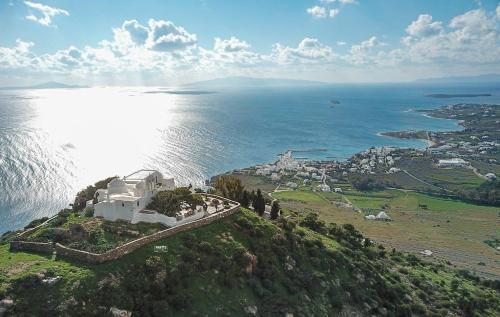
[125,169,158,180]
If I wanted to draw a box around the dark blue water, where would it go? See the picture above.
[1,83,499,233]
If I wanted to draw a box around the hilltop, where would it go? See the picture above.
[1,206,499,316]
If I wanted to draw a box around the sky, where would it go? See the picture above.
[1,0,500,86]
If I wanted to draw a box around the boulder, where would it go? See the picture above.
[244,305,258,316]
[42,276,62,286]
[110,307,132,317]
[0,299,13,308]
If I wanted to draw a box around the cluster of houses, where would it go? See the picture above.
[346,147,401,175]
[254,151,344,192]
[429,139,498,157]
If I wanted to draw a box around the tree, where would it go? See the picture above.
[148,190,181,216]
[213,175,245,202]
[270,201,280,220]
[241,190,250,208]
[253,189,265,216]
[212,199,220,212]
[186,193,204,211]
[73,176,117,211]
[348,175,385,191]
[147,187,202,216]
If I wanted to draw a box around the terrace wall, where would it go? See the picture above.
[55,196,240,264]
[9,241,54,254]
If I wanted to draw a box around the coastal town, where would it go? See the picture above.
[223,103,500,279]
[238,103,499,196]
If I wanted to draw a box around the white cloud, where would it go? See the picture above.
[214,37,250,53]
[399,9,500,64]
[0,39,34,69]
[346,36,384,65]
[320,0,357,3]
[24,1,69,27]
[405,14,443,38]
[307,6,327,18]
[199,37,264,69]
[273,38,336,64]
[2,5,500,85]
[497,2,500,19]
[147,19,197,52]
[122,20,149,45]
[307,5,341,19]
[329,9,340,18]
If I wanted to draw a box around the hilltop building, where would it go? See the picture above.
[92,170,202,226]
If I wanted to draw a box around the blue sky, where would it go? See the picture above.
[1,0,500,85]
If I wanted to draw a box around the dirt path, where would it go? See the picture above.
[470,166,488,180]
[401,169,452,192]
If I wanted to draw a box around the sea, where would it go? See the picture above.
[1,83,499,233]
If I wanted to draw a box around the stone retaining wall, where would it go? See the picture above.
[55,197,240,264]
[15,214,58,240]
[9,241,54,254]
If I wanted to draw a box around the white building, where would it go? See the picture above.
[286,181,298,189]
[271,173,281,181]
[438,158,470,168]
[485,173,497,180]
[93,170,206,227]
[318,184,331,192]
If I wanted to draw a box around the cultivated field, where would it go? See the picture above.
[272,188,500,279]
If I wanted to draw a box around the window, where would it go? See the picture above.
[122,202,124,207]
[137,201,139,206]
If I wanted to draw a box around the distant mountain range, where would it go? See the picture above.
[0,81,87,90]
[185,76,329,88]
[414,74,500,84]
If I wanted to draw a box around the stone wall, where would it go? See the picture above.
[55,197,240,264]
[15,214,58,240]
[9,241,54,254]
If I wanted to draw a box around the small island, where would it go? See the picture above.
[425,93,491,98]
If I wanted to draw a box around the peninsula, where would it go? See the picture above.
[425,93,492,98]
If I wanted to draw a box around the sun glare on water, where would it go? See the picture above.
[27,87,187,195]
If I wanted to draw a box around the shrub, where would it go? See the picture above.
[300,213,326,233]
[147,188,203,216]
[73,176,117,211]
[24,217,49,230]
[84,207,94,217]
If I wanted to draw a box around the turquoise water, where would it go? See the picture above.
[1,83,499,233]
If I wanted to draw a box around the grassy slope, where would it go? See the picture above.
[1,208,499,317]
[272,189,500,279]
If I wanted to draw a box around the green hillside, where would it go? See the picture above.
[1,208,499,316]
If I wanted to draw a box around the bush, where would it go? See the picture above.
[73,176,117,211]
[24,217,49,230]
[299,213,326,233]
[147,188,203,216]
[84,207,94,217]
[348,175,386,191]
